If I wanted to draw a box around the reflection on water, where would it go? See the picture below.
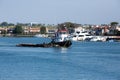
[53,47,69,53]
[61,48,68,53]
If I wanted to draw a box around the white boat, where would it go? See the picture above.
[90,36,106,42]
[34,34,48,38]
[70,31,93,41]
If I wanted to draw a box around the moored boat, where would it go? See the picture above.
[89,36,106,42]
[70,31,93,41]
[34,34,48,38]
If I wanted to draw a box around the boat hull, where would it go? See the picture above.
[17,40,72,48]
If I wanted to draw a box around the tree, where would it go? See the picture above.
[0,22,8,26]
[13,25,23,34]
[8,23,15,26]
[110,22,119,35]
[110,22,119,27]
[58,22,76,29]
[40,26,46,34]
[58,22,77,34]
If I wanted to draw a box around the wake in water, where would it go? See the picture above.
[0,42,16,47]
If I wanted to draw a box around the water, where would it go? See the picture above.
[0,37,120,80]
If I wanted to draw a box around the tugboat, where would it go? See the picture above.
[17,28,72,48]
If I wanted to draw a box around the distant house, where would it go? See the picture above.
[7,28,14,34]
[116,26,120,31]
[0,27,4,34]
[71,26,85,34]
[23,26,30,34]
[29,27,40,33]
[91,25,102,35]
[23,27,40,34]
[96,26,110,35]
[0,27,8,34]
[46,27,57,37]
[46,27,57,33]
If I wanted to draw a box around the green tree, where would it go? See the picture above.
[110,22,119,35]
[40,26,46,34]
[58,22,77,34]
[110,22,119,27]
[8,23,15,26]
[14,25,23,34]
[0,22,8,26]
[58,22,76,29]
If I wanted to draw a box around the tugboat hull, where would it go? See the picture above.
[53,40,72,47]
[17,40,72,48]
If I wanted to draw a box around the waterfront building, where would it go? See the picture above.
[23,26,40,34]
[45,27,57,37]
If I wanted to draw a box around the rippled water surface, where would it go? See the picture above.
[0,37,120,80]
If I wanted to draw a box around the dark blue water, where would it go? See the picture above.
[0,37,120,80]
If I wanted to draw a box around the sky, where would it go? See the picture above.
[0,0,120,24]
